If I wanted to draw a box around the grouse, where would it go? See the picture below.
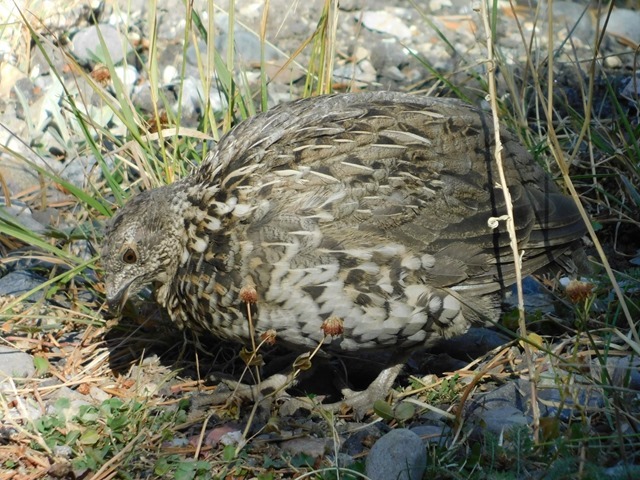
[102,91,586,410]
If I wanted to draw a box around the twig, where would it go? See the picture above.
[479,0,540,443]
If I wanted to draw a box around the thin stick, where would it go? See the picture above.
[479,0,540,442]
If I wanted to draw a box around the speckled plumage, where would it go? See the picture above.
[102,91,585,365]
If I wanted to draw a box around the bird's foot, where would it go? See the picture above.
[188,372,295,419]
[277,361,405,419]
[188,359,406,420]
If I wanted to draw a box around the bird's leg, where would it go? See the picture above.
[190,352,409,419]
[331,352,409,416]
[340,362,406,405]
[189,371,297,415]
[275,352,410,418]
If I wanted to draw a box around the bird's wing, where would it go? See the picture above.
[203,94,581,291]
[174,94,584,346]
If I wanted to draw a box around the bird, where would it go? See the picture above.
[101,91,586,411]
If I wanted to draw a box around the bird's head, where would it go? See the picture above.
[101,186,186,314]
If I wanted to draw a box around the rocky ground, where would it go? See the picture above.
[1,0,640,479]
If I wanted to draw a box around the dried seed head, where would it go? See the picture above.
[260,329,277,345]
[321,316,344,337]
[565,280,594,303]
[77,383,91,395]
[91,64,111,86]
[239,285,258,304]
[146,111,169,133]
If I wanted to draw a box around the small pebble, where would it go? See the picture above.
[604,55,622,69]
[361,10,412,40]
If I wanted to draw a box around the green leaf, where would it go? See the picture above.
[154,455,180,475]
[33,356,50,376]
[373,399,394,420]
[222,444,236,462]
[262,454,285,469]
[79,429,101,445]
[76,405,100,423]
[290,453,314,468]
[66,430,81,445]
[54,397,71,411]
[171,459,210,480]
[107,414,130,432]
[394,402,416,422]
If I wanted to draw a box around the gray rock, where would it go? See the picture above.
[537,368,608,420]
[333,60,377,85]
[537,384,604,421]
[468,366,614,428]
[3,394,42,421]
[469,378,529,412]
[430,326,510,361]
[0,346,35,380]
[369,39,407,74]
[186,19,284,72]
[280,436,329,458]
[608,356,640,390]
[113,65,139,96]
[621,76,640,103]
[549,1,595,44]
[59,155,107,190]
[132,76,228,126]
[605,9,640,47]
[72,24,131,67]
[30,41,68,79]
[341,422,389,456]
[0,201,48,233]
[479,405,530,435]
[504,275,557,313]
[1,245,64,272]
[47,386,92,418]
[361,10,412,41]
[0,129,41,193]
[186,39,207,67]
[338,0,365,11]
[53,445,73,459]
[0,270,48,301]
[178,77,206,122]
[603,463,640,478]
[410,424,451,446]
[365,428,426,480]
[131,83,156,114]
[12,77,39,112]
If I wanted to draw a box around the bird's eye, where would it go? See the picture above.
[122,248,138,264]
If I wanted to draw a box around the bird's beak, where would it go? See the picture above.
[105,284,130,315]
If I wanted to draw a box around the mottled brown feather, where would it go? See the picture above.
[102,92,585,355]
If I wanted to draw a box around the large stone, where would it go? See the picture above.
[365,428,426,480]
[0,346,35,380]
[71,24,131,67]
